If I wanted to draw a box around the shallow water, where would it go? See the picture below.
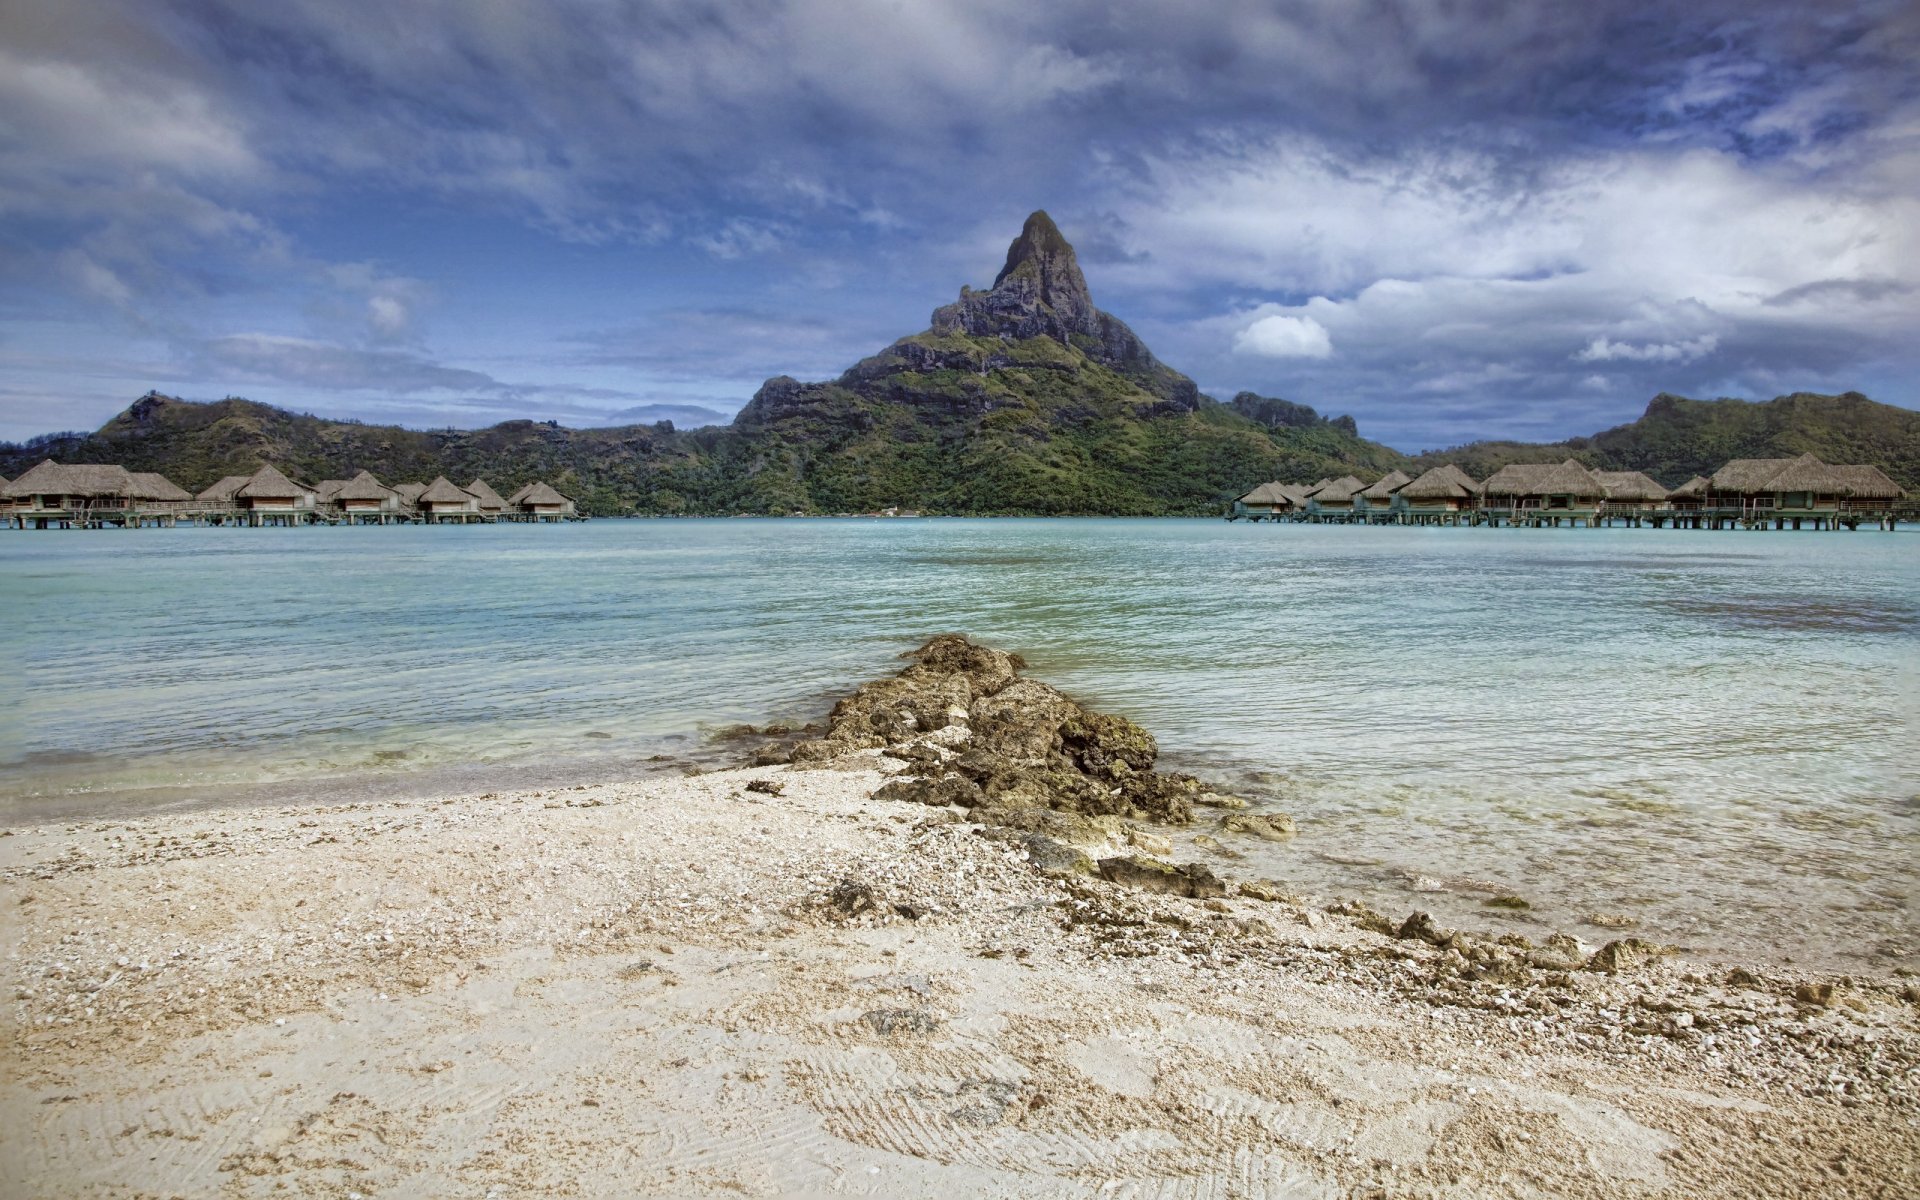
[2,519,1915,970]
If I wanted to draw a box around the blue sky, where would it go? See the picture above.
[2,1,1916,449]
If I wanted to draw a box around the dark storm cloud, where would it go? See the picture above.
[0,0,1915,443]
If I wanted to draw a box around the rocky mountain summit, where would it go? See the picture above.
[925,211,1198,408]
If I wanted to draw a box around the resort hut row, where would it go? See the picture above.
[199,466,576,524]
[1230,451,1905,530]
[2,461,194,528]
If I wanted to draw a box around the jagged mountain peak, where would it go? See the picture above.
[990,210,1091,314]
[928,212,1194,406]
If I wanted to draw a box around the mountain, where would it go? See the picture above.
[1,212,1401,515]
[1415,391,1920,490]
[6,214,1914,510]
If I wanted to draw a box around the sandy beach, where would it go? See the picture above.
[3,734,1916,1198]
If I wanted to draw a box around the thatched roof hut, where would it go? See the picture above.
[2,460,138,500]
[197,474,252,503]
[508,481,571,508]
[1396,464,1481,501]
[330,470,390,501]
[236,464,307,502]
[1306,475,1366,504]
[1481,459,1603,499]
[127,471,191,502]
[1593,471,1670,502]
[1759,453,1850,495]
[393,482,428,504]
[1236,481,1291,506]
[418,476,471,504]
[314,479,349,502]
[1668,475,1709,500]
[1358,470,1413,501]
[1831,464,1906,499]
[465,478,508,513]
[1708,458,1797,493]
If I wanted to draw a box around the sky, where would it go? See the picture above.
[2,1,1917,450]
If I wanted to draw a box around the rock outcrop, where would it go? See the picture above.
[783,634,1243,825]
[928,211,1199,409]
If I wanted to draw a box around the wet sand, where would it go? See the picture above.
[3,754,1916,1198]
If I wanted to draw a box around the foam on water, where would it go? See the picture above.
[2,519,1914,969]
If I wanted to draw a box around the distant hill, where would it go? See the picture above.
[1414,391,1920,491]
[5,215,1914,511]
[1,212,1401,515]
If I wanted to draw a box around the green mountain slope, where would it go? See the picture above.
[1415,391,1920,490]
[7,214,1914,510]
[2,212,1401,515]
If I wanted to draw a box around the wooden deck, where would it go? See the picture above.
[3,501,585,529]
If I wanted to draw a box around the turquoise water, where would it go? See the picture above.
[2,519,1916,969]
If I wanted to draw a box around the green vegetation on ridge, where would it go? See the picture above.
[4,212,1914,513]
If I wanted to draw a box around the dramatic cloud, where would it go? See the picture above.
[1234,315,1333,359]
[0,0,1915,443]
[1575,335,1719,365]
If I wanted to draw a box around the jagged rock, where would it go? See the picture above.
[927,211,1198,409]
[1192,834,1241,858]
[1020,835,1095,879]
[874,773,984,808]
[797,635,1236,827]
[1124,827,1172,856]
[1793,982,1840,1008]
[828,878,881,919]
[1097,856,1227,898]
[1327,900,1398,936]
[1220,812,1296,841]
[1531,933,1591,971]
[1586,937,1665,974]
[1397,911,1453,946]
[882,742,945,772]
[975,807,1125,852]
[744,779,784,796]
[1236,880,1298,904]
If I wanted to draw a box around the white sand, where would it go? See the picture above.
[3,754,1915,1198]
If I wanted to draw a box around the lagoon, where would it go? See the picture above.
[2,518,1915,970]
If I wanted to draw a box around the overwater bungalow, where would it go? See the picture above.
[507,481,576,521]
[464,478,509,519]
[392,482,429,509]
[1229,481,1308,520]
[1704,452,1889,529]
[232,464,318,526]
[1389,464,1481,524]
[328,470,403,522]
[197,474,251,504]
[129,472,191,503]
[1303,475,1366,521]
[1667,476,1709,514]
[2,461,139,527]
[418,476,481,522]
[1832,465,1906,526]
[1480,459,1606,526]
[1593,471,1671,525]
[1353,470,1412,521]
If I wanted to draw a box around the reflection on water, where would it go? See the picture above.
[1,519,1915,971]
[1645,594,1918,634]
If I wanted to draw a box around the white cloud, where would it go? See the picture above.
[1574,334,1719,364]
[1233,314,1332,358]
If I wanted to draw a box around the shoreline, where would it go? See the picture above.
[3,752,1915,1197]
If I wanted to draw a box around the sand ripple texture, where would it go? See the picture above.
[2,756,1916,1198]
